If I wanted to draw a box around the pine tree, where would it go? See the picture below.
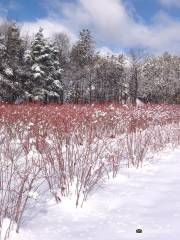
[6,23,21,71]
[65,29,96,103]
[94,55,125,103]
[0,34,6,72]
[53,32,70,67]
[29,28,63,102]
[43,43,64,103]
[0,22,24,102]
[71,29,95,67]
[128,49,145,105]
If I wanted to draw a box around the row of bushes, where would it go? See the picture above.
[0,103,180,239]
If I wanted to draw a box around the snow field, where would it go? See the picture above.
[16,148,180,240]
[0,104,179,239]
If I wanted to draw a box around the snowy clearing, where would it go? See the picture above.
[14,147,180,240]
[0,104,179,240]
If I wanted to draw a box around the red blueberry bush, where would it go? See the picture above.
[0,103,180,239]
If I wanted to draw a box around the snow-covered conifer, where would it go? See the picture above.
[30,28,63,102]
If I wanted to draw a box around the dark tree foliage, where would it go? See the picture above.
[0,21,179,104]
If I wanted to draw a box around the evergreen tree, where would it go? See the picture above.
[71,29,95,67]
[0,22,24,102]
[0,34,6,72]
[65,29,96,103]
[29,28,63,102]
[6,23,21,71]
[94,55,125,103]
[53,32,70,67]
[128,49,145,105]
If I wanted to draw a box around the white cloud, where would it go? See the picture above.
[52,0,180,53]
[160,0,180,8]
[21,18,77,42]
[97,46,119,56]
[42,0,150,48]
[2,0,180,53]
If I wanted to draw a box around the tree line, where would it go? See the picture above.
[0,21,179,104]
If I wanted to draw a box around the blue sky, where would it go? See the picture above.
[0,0,48,21]
[1,0,180,53]
[2,0,180,22]
[129,0,180,23]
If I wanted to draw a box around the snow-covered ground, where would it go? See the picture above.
[12,148,180,240]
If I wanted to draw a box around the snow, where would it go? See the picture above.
[32,64,41,72]
[136,98,145,106]
[53,80,63,88]
[27,191,39,200]
[1,219,18,240]
[33,72,41,79]
[4,68,13,76]
[11,147,180,240]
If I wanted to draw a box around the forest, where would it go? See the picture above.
[0,19,180,240]
[0,21,180,105]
